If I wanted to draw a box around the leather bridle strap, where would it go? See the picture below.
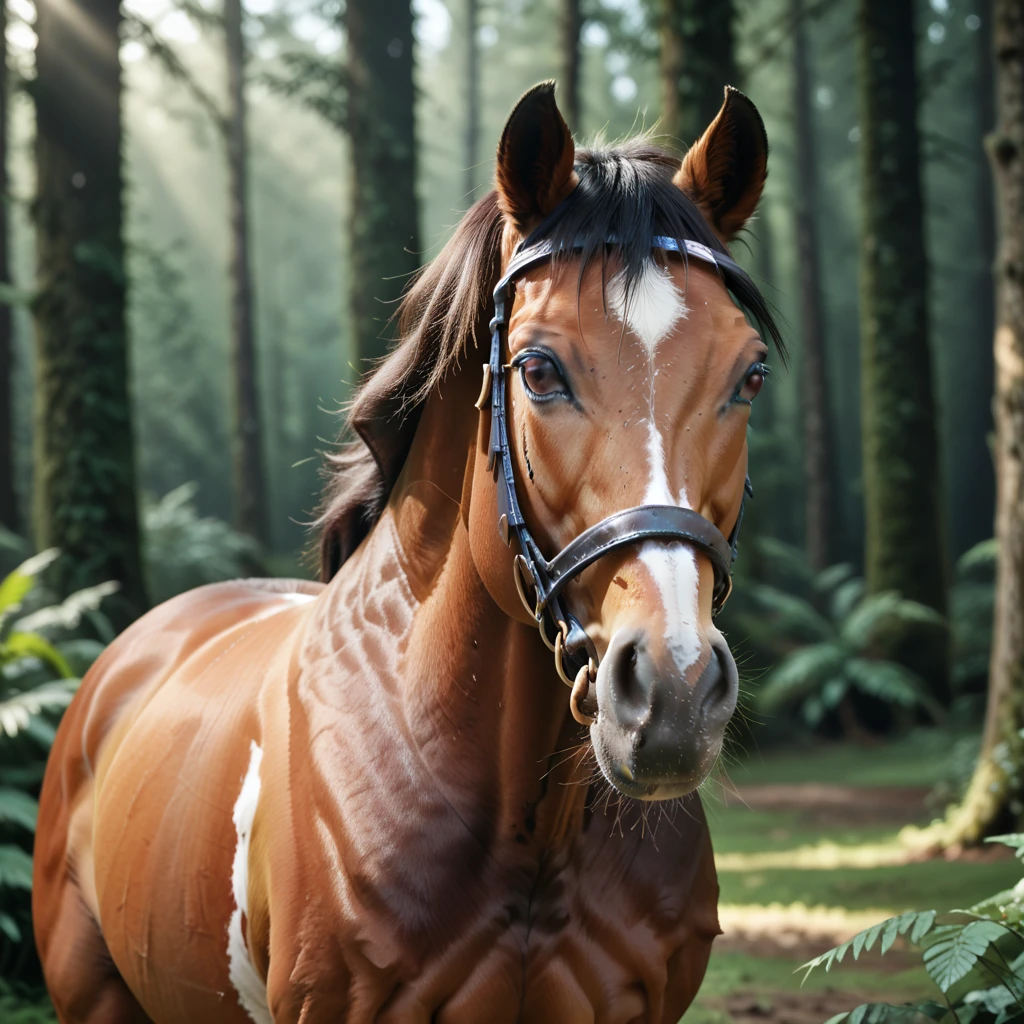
[479,230,751,688]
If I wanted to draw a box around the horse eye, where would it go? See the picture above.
[518,355,567,399]
[739,364,769,403]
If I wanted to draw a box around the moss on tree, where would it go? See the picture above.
[32,0,146,622]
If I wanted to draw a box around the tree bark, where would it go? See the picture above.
[464,0,479,201]
[938,0,1024,845]
[344,0,420,366]
[855,0,949,698]
[224,0,268,544]
[791,0,836,573]
[659,0,738,147]
[958,0,997,552]
[33,0,146,622]
[560,0,582,134]
[0,0,15,534]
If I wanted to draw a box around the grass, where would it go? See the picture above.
[685,733,1011,1022]
[720,729,958,788]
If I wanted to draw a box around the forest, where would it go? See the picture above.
[1,0,1023,1020]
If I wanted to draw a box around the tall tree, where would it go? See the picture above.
[224,0,268,544]
[959,0,998,551]
[0,0,15,534]
[790,0,836,572]
[464,0,479,201]
[855,0,949,696]
[344,0,420,365]
[33,0,146,620]
[659,0,737,147]
[928,0,1023,844]
[560,0,582,133]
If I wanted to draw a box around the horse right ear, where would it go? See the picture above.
[495,82,578,235]
[674,87,768,243]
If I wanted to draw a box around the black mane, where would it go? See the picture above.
[316,140,784,579]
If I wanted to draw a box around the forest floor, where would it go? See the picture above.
[688,732,1020,1024]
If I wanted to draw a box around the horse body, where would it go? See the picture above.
[35,83,783,1022]
[34,361,718,1024]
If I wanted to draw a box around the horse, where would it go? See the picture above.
[33,82,783,1024]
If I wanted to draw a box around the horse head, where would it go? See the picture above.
[467,83,780,801]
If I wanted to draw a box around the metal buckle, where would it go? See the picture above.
[713,575,734,617]
[474,364,492,410]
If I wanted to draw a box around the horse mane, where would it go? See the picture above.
[316,139,784,580]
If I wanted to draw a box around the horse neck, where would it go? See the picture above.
[320,362,591,850]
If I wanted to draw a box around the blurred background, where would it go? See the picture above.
[2,0,1023,1021]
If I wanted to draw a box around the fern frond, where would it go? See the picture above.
[0,680,77,737]
[756,643,848,710]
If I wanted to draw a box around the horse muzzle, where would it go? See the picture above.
[589,626,738,800]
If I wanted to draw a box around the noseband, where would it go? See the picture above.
[476,231,752,720]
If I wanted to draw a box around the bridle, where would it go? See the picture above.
[476,228,753,724]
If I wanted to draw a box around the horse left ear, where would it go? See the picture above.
[674,87,768,243]
[495,82,578,234]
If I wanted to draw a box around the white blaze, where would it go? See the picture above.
[609,258,702,674]
[606,259,689,356]
[227,741,272,1024]
[639,423,703,674]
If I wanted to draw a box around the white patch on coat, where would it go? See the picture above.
[227,742,272,1024]
[638,420,703,675]
[606,259,689,356]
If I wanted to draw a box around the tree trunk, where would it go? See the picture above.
[560,0,582,134]
[464,0,478,201]
[659,0,738,147]
[936,0,1024,845]
[224,0,268,545]
[33,0,146,622]
[0,0,15,534]
[344,0,420,366]
[959,0,998,552]
[791,0,836,573]
[855,0,949,699]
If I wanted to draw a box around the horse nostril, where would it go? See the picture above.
[601,629,652,726]
[698,645,737,725]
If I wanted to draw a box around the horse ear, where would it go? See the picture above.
[495,82,577,233]
[674,87,768,243]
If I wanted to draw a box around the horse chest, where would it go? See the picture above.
[269,818,716,1024]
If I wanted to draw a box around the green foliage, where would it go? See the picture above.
[143,484,263,604]
[951,540,998,692]
[748,563,947,732]
[804,836,1024,1024]
[0,553,113,969]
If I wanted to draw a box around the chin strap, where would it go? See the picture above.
[477,233,752,721]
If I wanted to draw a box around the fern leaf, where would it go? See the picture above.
[744,583,834,643]
[814,563,857,594]
[881,915,903,954]
[14,581,119,635]
[0,680,77,737]
[910,910,937,943]
[0,844,33,891]
[0,910,19,942]
[956,538,999,578]
[3,632,73,678]
[0,788,37,831]
[846,660,945,721]
[832,578,867,625]
[757,643,848,710]
[922,920,1005,992]
[841,592,945,652]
